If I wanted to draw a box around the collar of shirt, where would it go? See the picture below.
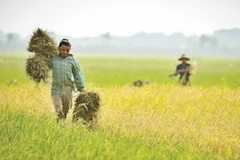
[57,53,73,59]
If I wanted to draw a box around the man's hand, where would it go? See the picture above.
[169,72,177,77]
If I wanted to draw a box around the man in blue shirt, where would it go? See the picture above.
[169,54,191,86]
[51,39,85,122]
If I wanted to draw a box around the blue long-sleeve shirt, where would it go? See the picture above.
[50,54,85,95]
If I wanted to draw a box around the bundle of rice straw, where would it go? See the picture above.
[26,28,58,83]
[26,55,50,83]
[181,65,196,85]
[133,80,144,87]
[27,28,58,58]
[133,80,150,87]
[72,91,101,128]
[188,65,196,74]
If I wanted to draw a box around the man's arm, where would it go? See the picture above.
[177,68,189,73]
[169,72,178,77]
[72,58,85,92]
[169,65,180,77]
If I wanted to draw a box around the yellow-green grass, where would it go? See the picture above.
[0,52,240,159]
[0,83,240,159]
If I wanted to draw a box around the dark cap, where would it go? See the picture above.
[59,38,71,47]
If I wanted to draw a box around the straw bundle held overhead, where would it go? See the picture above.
[27,28,58,58]
[72,91,101,127]
[26,55,50,83]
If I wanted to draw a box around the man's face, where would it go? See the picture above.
[182,58,187,63]
[59,45,71,58]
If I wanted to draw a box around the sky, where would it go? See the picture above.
[0,0,240,38]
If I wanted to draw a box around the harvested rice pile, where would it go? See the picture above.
[133,80,150,87]
[26,28,58,83]
[72,91,101,128]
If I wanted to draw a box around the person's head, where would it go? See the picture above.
[178,54,190,63]
[58,39,71,58]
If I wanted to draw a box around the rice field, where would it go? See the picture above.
[0,52,240,159]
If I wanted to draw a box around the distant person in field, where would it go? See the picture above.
[169,54,191,86]
[50,39,85,123]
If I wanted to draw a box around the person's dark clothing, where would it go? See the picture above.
[176,63,191,82]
